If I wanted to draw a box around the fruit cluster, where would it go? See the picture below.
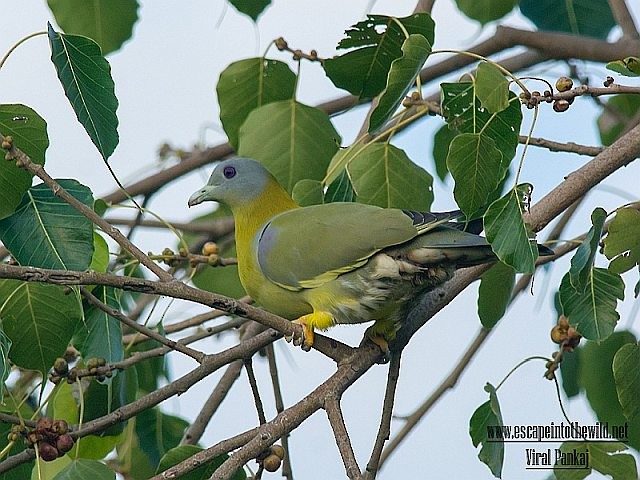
[7,417,75,462]
[256,444,286,473]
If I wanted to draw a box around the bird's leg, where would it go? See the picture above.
[364,319,396,363]
[287,311,333,351]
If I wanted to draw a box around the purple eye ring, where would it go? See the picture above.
[223,165,236,179]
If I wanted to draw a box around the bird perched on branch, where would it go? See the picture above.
[189,157,550,352]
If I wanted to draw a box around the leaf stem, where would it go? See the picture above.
[0,31,47,72]
[495,355,551,391]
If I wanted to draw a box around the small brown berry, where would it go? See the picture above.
[86,358,99,371]
[26,431,41,445]
[53,357,69,376]
[555,76,573,92]
[52,419,68,435]
[263,454,282,472]
[36,417,54,433]
[56,434,74,453]
[553,99,570,112]
[202,242,219,256]
[550,325,567,344]
[38,441,59,461]
[558,316,569,329]
[270,444,285,460]
[604,76,614,87]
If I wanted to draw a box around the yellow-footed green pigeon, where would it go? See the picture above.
[189,157,550,351]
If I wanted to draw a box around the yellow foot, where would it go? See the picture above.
[286,311,334,352]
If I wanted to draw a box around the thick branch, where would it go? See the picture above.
[0,264,353,362]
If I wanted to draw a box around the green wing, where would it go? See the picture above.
[256,203,419,290]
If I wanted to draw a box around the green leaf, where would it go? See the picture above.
[431,124,455,181]
[598,94,640,146]
[47,23,119,161]
[32,454,72,480]
[89,233,110,273]
[478,262,515,328]
[78,287,124,373]
[559,268,624,341]
[604,208,640,274]
[579,331,640,449]
[292,179,324,206]
[606,57,640,77]
[469,383,504,478]
[0,329,11,403]
[569,207,607,290]
[346,143,433,210]
[559,347,581,398]
[447,133,503,217]
[136,409,189,468]
[0,105,49,221]
[519,0,615,39]
[0,280,82,374]
[554,442,637,480]
[441,83,522,171]
[238,100,340,192]
[484,189,537,273]
[475,63,509,113]
[84,369,133,436]
[323,13,435,98]
[217,58,296,149]
[368,34,432,133]
[455,0,518,25]
[156,446,245,480]
[0,180,95,271]
[227,0,270,21]
[325,169,356,203]
[47,0,139,55]
[52,459,115,480]
[613,343,640,426]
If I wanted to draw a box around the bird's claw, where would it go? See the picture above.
[291,317,314,351]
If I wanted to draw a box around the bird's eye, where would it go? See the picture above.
[223,166,236,179]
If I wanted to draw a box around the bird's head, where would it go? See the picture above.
[188,157,277,210]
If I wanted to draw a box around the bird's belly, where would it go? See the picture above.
[246,277,312,320]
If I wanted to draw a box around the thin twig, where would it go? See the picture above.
[80,287,206,363]
[265,344,293,480]
[244,357,267,425]
[325,395,361,480]
[123,299,250,345]
[106,216,235,236]
[0,133,172,282]
[181,360,243,445]
[363,351,402,480]
[518,135,604,156]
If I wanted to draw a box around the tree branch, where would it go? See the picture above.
[265,344,293,480]
[0,132,172,282]
[363,351,402,480]
[181,360,244,445]
[80,287,206,362]
[608,0,640,39]
[325,395,361,480]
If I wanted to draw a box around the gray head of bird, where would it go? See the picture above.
[188,157,274,209]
